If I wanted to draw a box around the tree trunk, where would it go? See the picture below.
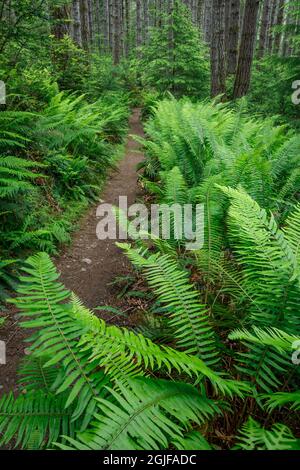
[274,0,285,53]
[51,3,71,39]
[112,0,121,63]
[124,0,130,56]
[80,0,90,50]
[233,0,260,99]
[191,0,197,23]
[136,0,142,48]
[143,0,149,44]
[197,0,204,31]
[225,0,231,61]
[267,0,278,53]
[87,0,93,45]
[203,0,212,43]
[257,0,271,58]
[72,0,82,46]
[210,0,226,97]
[227,0,240,74]
[109,0,114,51]
[93,0,101,51]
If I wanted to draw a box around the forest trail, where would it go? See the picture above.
[55,107,144,308]
[0,109,144,394]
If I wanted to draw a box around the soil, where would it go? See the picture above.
[0,108,145,395]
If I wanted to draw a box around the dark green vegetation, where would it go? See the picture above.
[0,0,299,451]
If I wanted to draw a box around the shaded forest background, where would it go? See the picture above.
[0,0,299,125]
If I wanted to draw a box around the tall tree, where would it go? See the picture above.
[224,0,231,59]
[267,0,278,52]
[196,0,204,30]
[100,0,108,52]
[203,0,212,43]
[112,0,121,63]
[143,0,150,44]
[72,0,82,46]
[80,0,90,50]
[274,0,286,53]
[136,0,142,48]
[227,0,240,74]
[109,0,113,51]
[124,0,130,56]
[210,0,226,97]
[87,0,93,45]
[257,0,271,58]
[50,2,71,39]
[93,0,101,51]
[233,0,260,98]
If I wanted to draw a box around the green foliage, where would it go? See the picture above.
[141,98,300,211]
[1,252,243,449]
[235,417,299,450]
[137,96,300,449]
[0,0,299,450]
[0,89,129,258]
[248,56,300,129]
[58,378,220,450]
[137,1,209,98]
[118,243,220,366]
[0,391,76,449]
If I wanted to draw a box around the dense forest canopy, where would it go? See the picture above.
[0,1,299,114]
[0,0,300,454]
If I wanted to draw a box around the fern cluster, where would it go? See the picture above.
[1,97,299,450]
[0,92,129,259]
[0,252,241,449]
[130,97,300,449]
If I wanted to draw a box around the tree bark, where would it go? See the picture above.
[88,0,93,45]
[233,0,260,99]
[51,3,71,39]
[80,0,90,50]
[225,0,231,60]
[72,0,82,46]
[112,0,121,63]
[203,0,212,43]
[143,0,149,44]
[210,0,226,97]
[227,0,240,74]
[267,0,278,53]
[274,0,285,53]
[257,0,271,58]
[124,0,130,56]
[109,0,113,51]
[136,0,142,48]
[93,0,101,51]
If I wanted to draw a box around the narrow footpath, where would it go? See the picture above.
[0,108,145,393]
[56,107,145,308]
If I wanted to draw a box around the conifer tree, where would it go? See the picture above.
[140,0,208,97]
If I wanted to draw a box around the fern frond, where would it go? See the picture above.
[57,377,220,450]
[235,417,299,450]
[262,391,300,412]
[0,391,75,449]
[173,431,212,450]
[118,243,220,365]
[9,253,110,426]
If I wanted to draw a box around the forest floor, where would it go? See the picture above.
[0,108,145,394]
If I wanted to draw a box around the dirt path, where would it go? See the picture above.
[55,108,144,308]
[0,108,144,394]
